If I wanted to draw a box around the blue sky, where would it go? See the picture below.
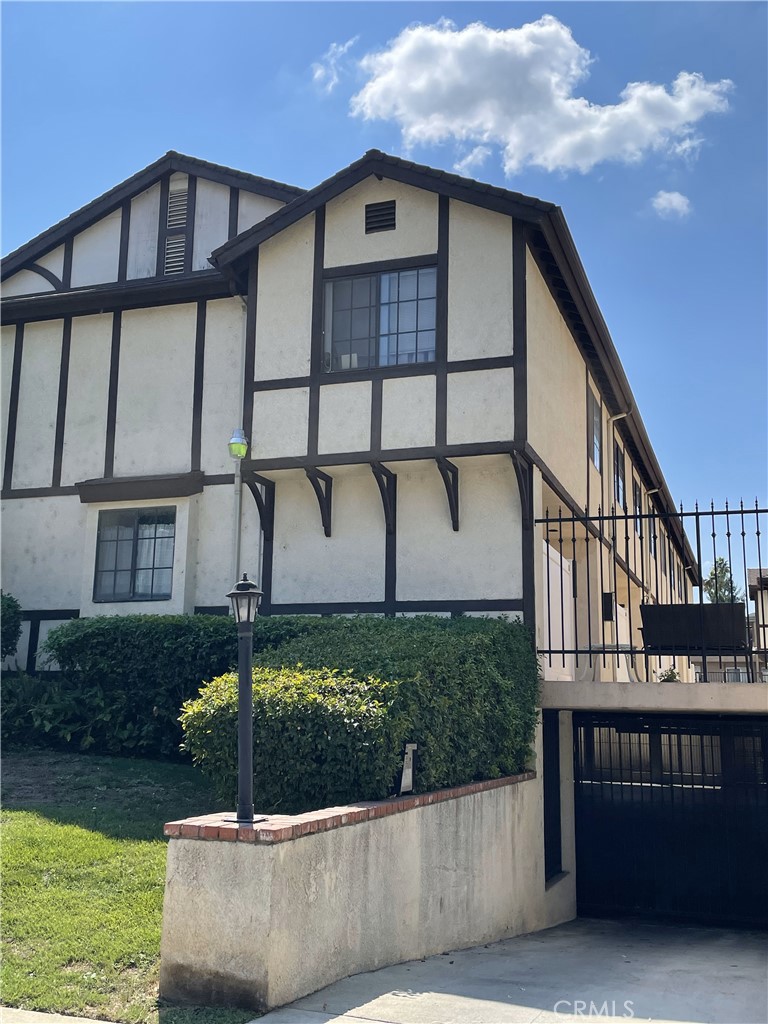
[2,2,766,511]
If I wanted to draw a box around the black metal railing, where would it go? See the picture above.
[536,500,767,683]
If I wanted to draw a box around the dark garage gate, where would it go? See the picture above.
[573,712,768,927]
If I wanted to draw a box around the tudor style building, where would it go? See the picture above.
[1,149,695,675]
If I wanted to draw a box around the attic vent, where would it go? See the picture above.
[167,189,188,229]
[365,200,396,234]
[164,235,186,275]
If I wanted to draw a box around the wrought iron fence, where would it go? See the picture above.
[536,500,767,683]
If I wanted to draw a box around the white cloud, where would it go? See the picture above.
[651,190,692,219]
[312,37,358,95]
[350,17,732,175]
[453,145,491,176]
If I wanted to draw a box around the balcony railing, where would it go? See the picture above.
[536,500,767,683]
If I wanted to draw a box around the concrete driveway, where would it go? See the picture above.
[257,918,768,1024]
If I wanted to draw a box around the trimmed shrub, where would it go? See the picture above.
[2,613,323,756]
[1,591,23,660]
[182,615,539,811]
[181,667,407,812]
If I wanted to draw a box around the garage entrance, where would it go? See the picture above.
[573,712,768,927]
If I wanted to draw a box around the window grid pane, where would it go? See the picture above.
[94,508,176,603]
[325,266,437,371]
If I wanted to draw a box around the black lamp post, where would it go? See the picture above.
[226,573,263,823]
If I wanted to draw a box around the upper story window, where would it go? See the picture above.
[94,507,176,602]
[660,532,668,575]
[588,389,602,472]
[633,479,642,534]
[614,442,626,509]
[323,265,436,372]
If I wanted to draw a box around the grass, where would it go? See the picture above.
[2,750,257,1024]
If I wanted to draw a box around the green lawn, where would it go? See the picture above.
[2,750,255,1024]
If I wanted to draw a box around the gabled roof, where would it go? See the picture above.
[2,151,305,279]
[210,149,556,272]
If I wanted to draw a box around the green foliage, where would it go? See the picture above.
[2,614,322,757]
[703,557,744,604]
[182,667,406,812]
[182,616,539,812]
[1,590,23,660]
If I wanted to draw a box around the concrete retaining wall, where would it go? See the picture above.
[159,748,575,1012]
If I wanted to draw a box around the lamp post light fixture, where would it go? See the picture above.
[228,427,248,586]
[228,428,249,461]
[226,573,263,823]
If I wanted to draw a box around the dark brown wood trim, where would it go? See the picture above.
[62,239,73,290]
[155,174,171,277]
[184,175,198,276]
[20,609,80,674]
[370,377,383,454]
[513,221,528,443]
[191,301,206,472]
[267,598,524,616]
[245,440,517,472]
[51,318,72,487]
[228,187,240,239]
[250,355,517,393]
[308,205,326,457]
[2,485,79,499]
[3,323,24,491]
[243,255,258,439]
[1,273,229,324]
[117,201,130,282]
[203,473,235,486]
[76,471,205,504]
[25,263,63,291]
[103,312,121,477]
[435,195,449,447]
[323,253,437,279]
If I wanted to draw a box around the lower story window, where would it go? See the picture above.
[94,507,176,602]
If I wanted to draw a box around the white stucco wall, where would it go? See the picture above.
[70,210,122,288]
[448,200,514,361]
[237,191,284,234]
[60,314,112,486]
[396,455,522,601]
[200,298,245,475]
[1,325,15,472]
[2,269,56,297]
[193,179,231,272]
[446,367,515,446]
[318,381,371,454]
[324,176,439,269]
[37,244,65,280]
[78,496,196,617]
[381,375,436,451]
[254,216,314,381]
[526,247,587,507]
[0,496,86,608]
[270,467,385,604]
[250,388,309,460]
[194,479,262,609]
[160,729,576,1012]
[127,183,161,280]
[12,320,62,489]
[113,304,197,477]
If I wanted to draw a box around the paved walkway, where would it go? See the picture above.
[258,919,768,1024]
[3,919,767,1024]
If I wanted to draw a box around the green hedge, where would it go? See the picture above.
[182,616,539,811]
[181,667,406,812]
[1,591,23,660]
[1,614,323,757]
